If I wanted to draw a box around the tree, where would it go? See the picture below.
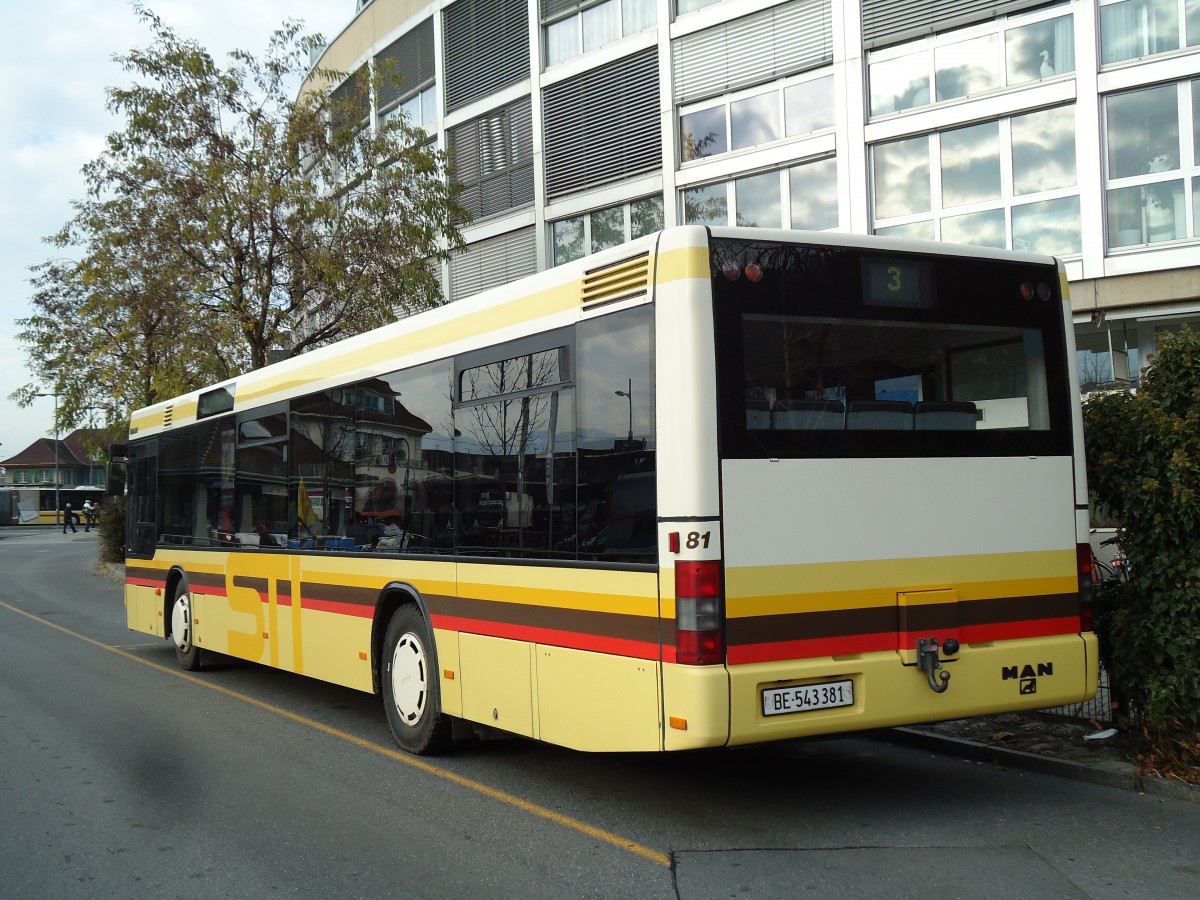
[1084,326,1200,769]
[14,3,467,430]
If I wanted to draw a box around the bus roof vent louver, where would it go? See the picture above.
[580,252,650,311]
[162,405,174,429]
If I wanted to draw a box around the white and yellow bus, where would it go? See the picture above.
[123,226,1098,754]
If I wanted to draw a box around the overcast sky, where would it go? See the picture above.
[0,0,354,462]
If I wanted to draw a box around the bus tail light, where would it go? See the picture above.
[1077,543,1096,631]
[675,560,724,665]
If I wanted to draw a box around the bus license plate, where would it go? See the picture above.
[762,680,854,717]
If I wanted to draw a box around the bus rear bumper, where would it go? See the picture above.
[723,632,1098,747]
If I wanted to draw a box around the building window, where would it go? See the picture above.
[1104,80,1199,248]
[680,71,834,163]
[375,18,436,131]
[676,0,720,13]
[331,67,370,134]
[1077,329,1139,392]
[868,8,1074,117]
[543,49,660,199]
[551,195,664,265]
[1099,0,1199,65]
[682,156,839,231]
[447,96,535,221]
[542,0,656,67]
[871,105,1081,256]
[862,0,1055,48]
[450,227,538,300]
[381,86,438,134]
[672,1,833,106]
[735,172,782,227]
[443,0,529,113]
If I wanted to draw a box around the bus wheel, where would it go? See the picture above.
[170,584,204,671]
[382,606,451,755]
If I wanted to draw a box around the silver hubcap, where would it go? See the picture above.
[171,593,192,652]
[390,631,428,727]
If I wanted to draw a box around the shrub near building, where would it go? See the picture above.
[1084,327,1200,779]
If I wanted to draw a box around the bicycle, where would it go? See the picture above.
[1095,534,1130,584]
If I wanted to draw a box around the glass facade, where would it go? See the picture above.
[551,196,664,265]
[869,9,1075,117]
[684,156,839,231]
[1104,80,1198,248]
[1099,0,1199,65]
[871,105,1081,256]
[543,0,656,67]
[680,69,834,163]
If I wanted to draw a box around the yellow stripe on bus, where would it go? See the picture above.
[724,550,1077,616]
[654,244,710,283]
[726,550,1074,595]
[233,281,586,408]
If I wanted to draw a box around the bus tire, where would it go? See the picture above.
[170,582,205,671]
[382,605,451,755]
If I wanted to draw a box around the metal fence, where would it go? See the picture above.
[1044,663,1116,724]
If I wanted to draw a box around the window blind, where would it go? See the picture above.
[672,0,833,105]
[543,49,660,199]
[862,0,1050,48]
[375,18,435,111]
[444,0,530,112]
[449,227,538,300]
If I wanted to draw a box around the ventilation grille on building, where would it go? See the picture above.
[580,253,650,311]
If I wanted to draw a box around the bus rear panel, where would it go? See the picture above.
[657,231,1096,749]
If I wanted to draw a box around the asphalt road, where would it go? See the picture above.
[1,526,1198,899]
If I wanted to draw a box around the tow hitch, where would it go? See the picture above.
[917,637,958,693]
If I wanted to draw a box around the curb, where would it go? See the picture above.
[882,727,1200,804]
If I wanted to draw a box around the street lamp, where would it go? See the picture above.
[33,391,61,526]
[614,378,633,448]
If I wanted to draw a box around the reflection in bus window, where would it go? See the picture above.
[353,362,454,553]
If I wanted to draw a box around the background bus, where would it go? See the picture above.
[122,226,1098,755]
[5,486,106,526]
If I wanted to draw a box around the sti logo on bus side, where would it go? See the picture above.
[1002,662,1054,695]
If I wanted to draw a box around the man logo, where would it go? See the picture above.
[1003,662,1052,694]
[1001,662,1053,680]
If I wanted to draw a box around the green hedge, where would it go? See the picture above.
[1084,326,1200,737]
[98,494,126,565]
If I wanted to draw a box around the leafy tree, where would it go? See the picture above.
[1085,326,1200,767]
[14,2,467,431]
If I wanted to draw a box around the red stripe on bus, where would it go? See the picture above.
[728,618,1081,665]
[959,617,1080,643]
[727,632,895,665]
[127,576,166,589]
[301,597,376,618]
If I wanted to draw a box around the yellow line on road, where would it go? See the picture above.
[0,598,671,868]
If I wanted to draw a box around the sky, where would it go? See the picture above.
[0,0,354,462]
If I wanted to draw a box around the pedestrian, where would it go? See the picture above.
[63,502,78,535]
[82,499,96,532]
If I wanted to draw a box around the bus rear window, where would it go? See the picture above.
[740,315,1050,433]
[712,238,1071,459]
